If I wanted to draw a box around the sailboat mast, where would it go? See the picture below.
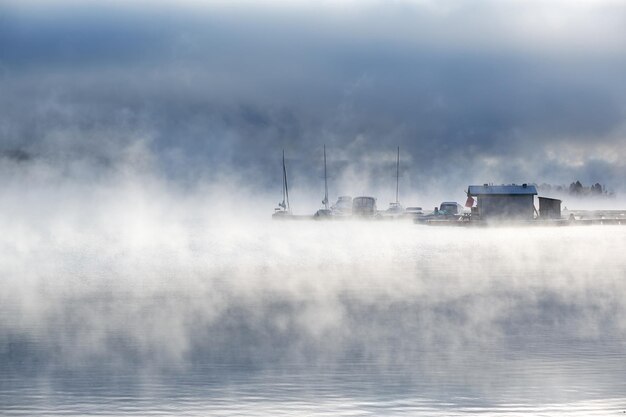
[283,150,290,212]
[323,144,329,210]
[395,146,400,204]
[281,150,286,207]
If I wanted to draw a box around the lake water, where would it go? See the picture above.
[1,222,625,415]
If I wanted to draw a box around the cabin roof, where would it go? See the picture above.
[468,184,537,196]
[538,196,561,202]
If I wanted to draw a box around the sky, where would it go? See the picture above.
[1,0,625,207]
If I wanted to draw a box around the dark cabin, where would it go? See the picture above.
[538,197,562,219]
[468,184,538,221]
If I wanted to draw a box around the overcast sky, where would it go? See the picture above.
[1,0,625,201]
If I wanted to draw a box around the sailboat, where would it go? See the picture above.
[314,144,333,218]
[272,150,292,219]
[385,146,405,216]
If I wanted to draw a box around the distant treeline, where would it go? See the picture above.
[537,181,615,198]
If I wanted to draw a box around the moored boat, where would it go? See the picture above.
[272,150,293,219]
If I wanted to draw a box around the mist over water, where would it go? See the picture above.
[1,164,626,414]
[2,1,626,413]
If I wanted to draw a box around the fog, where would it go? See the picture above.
[2,0,626,196]
[1,3,626,413]
[1,150,625,382]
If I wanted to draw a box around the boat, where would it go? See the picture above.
[314,144,333,218]
[382,147,405,218]
[439,201,463,215]
[415,201,465,223]
[331,196,353,216]
[272,150,293,219]
[404,206,424,220]
[352,196,378,217]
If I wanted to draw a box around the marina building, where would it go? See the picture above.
[467,184,538,221]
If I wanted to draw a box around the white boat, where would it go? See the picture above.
[314,144,333,219]
[272,150,293,219]
[382,147,405,217]
[331,196,353,216]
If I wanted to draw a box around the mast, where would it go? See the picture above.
[280,150,286,208]
[323,144,329,210]
[395,146,400,204]
[282,150,290,212]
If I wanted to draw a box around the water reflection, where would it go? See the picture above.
[2,359,626,415]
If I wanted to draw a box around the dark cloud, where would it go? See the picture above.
[1,0,625,201]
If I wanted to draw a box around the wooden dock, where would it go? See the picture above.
[424,214,626,227]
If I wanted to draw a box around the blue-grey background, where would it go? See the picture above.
[1,0,625,204]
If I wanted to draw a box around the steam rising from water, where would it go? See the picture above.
[2,1,626,413]
[1,155,626,415]
[1,156,625,372]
